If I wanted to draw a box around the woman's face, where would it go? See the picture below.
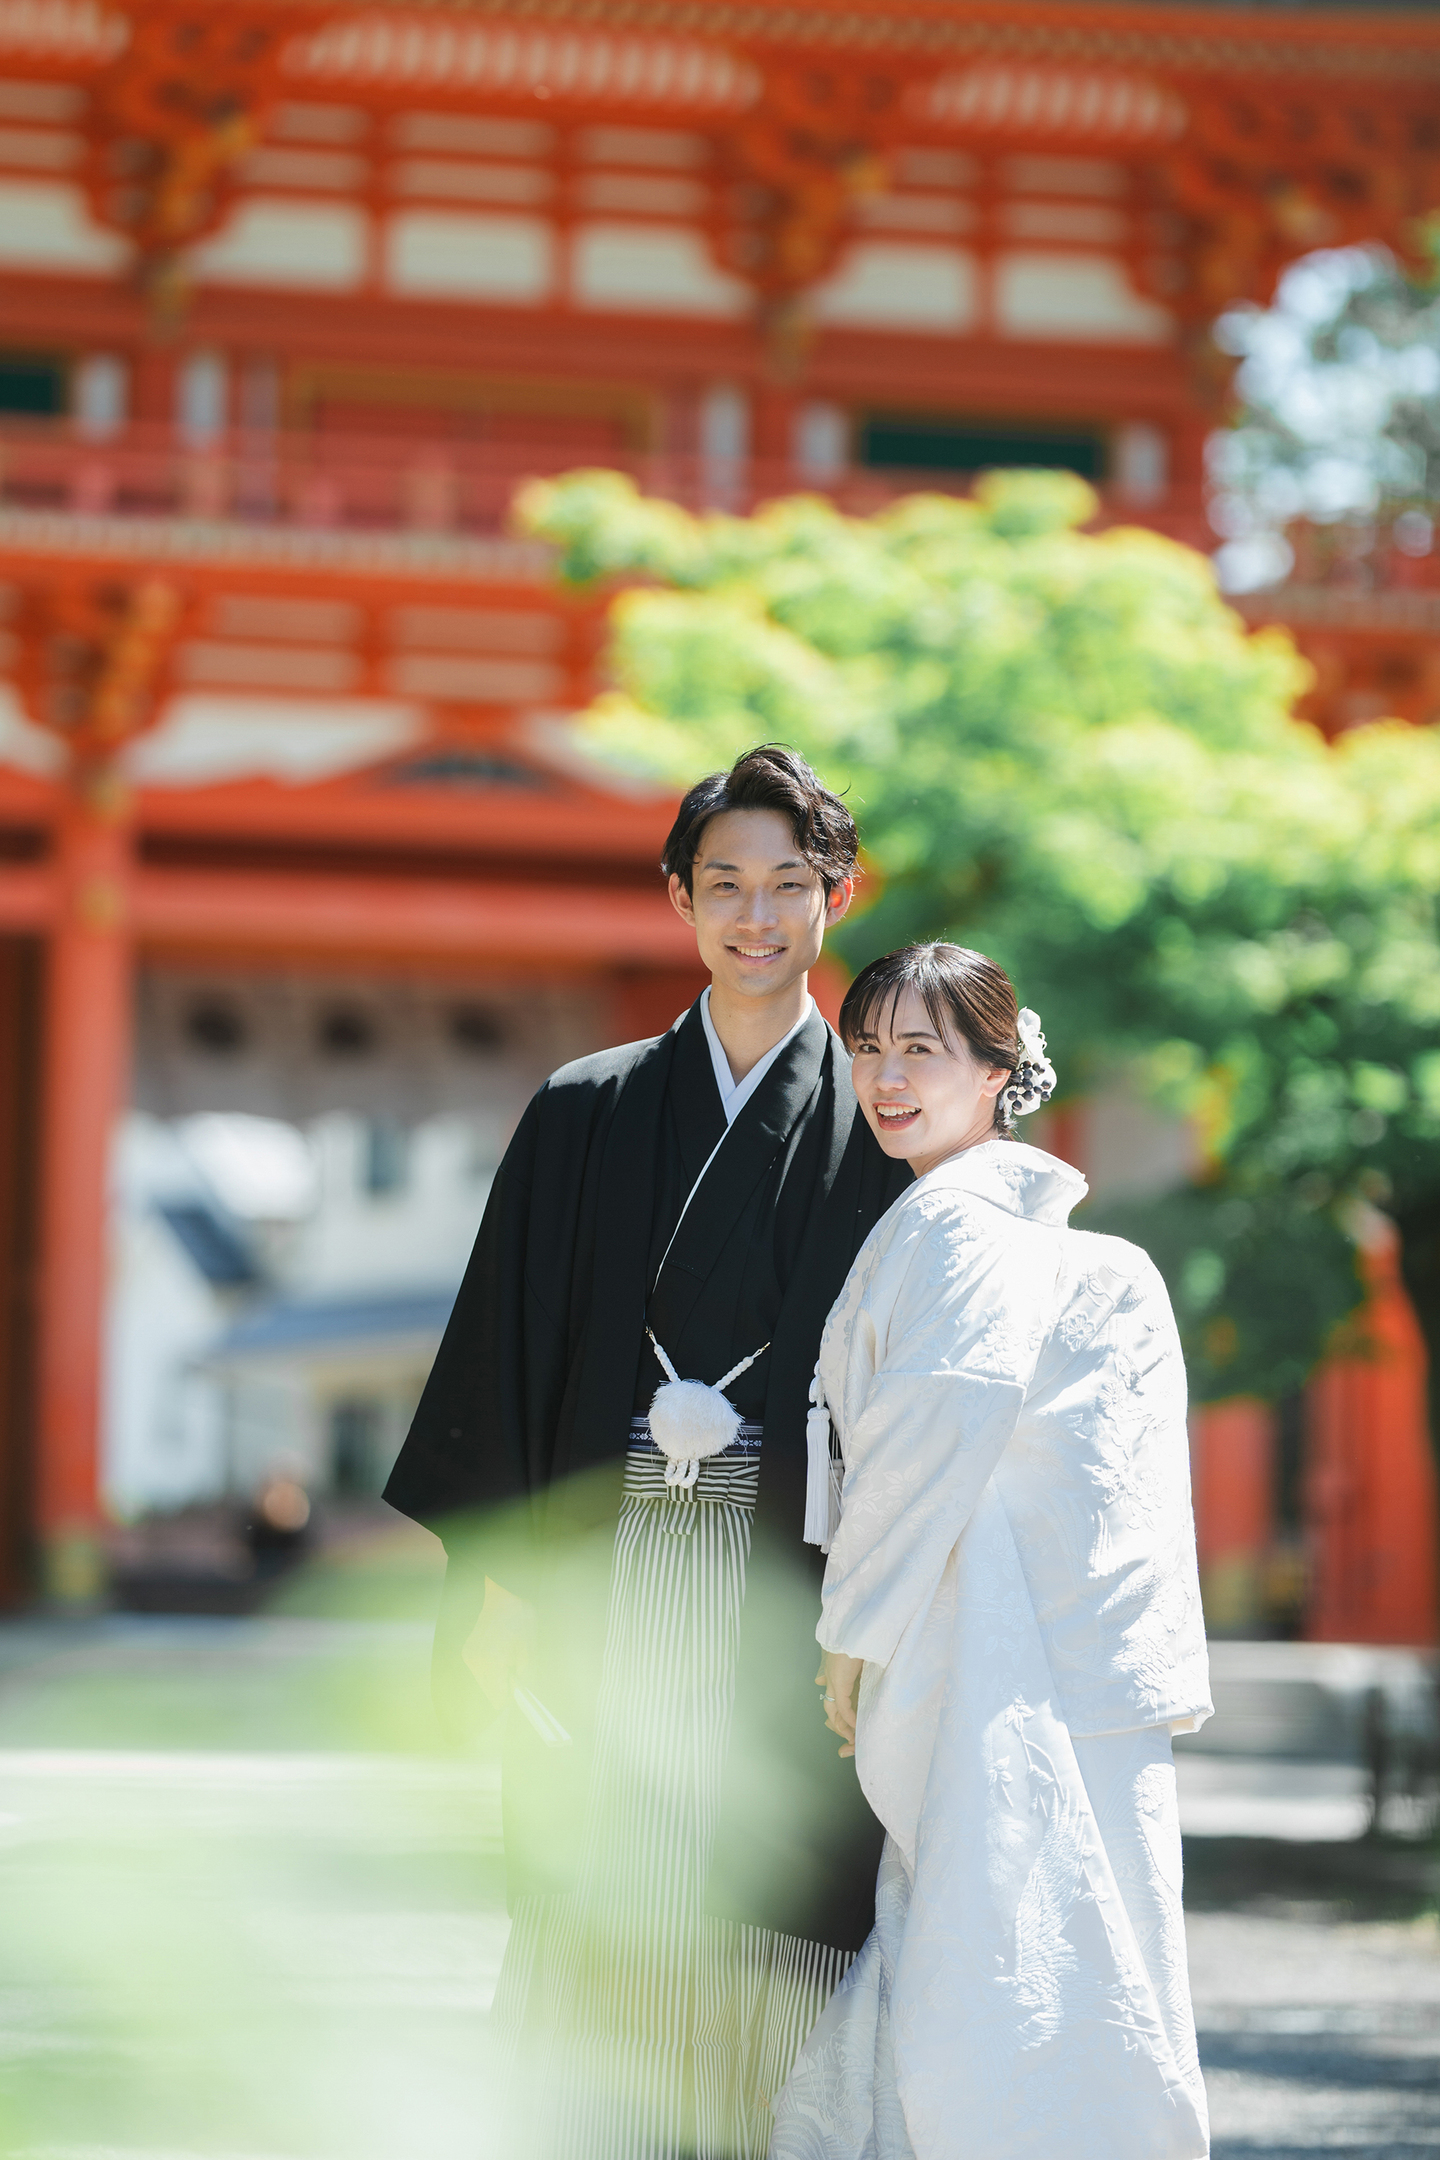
[850,984,1011,1178]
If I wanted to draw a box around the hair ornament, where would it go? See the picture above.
[1001,1007,1057,1125]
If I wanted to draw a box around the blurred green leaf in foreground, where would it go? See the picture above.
[520,468,1440,1416]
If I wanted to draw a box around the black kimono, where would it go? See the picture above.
[384,996,908,2154]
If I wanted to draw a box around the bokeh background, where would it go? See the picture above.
[1,1,1440,2154]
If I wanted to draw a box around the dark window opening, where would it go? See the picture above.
[0,356,66,418]
[859,413,1106,481]
[184,999,247,1055]
[319,1006,376,1058]
[448,1003,505,1054]
[363,1118,408,1196]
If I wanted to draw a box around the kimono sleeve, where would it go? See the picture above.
[382,1089,543,1532]
[817,1204,1060,1666]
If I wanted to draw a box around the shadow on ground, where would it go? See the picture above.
[1185,1835,1440,2158]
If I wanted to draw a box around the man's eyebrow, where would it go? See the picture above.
[699,856,808,871]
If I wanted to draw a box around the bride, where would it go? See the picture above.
[770,942,1213,2160]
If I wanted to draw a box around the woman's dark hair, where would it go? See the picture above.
[839,942,1022,1135]
[661,744,858,896]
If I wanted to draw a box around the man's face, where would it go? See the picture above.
[667,808,852,1000]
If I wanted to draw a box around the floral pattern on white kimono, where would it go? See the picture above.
[769,1141,1212,2160]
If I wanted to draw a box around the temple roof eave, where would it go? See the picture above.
[238,0,1440,74]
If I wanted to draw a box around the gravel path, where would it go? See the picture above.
[1190,1897,1440,2157]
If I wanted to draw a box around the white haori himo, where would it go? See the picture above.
[772,1139,1214,2160]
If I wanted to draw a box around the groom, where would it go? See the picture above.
[383,744,907,2143]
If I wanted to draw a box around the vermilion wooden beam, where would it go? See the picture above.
[0,783,677,875]
[0,269,1194,420]
[130,864,696,966]
[132,777,675,866]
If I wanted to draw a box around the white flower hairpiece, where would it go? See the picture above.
[1000,1007,1057,1125]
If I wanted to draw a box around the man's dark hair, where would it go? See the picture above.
[661,744,859,896]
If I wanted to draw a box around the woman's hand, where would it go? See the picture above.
[816,1649,864,1759]
[461,1576,537,1716]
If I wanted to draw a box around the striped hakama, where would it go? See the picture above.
[493,1420,853,2159]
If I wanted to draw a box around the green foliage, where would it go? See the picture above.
[1083,1185,1362,1403]
[520,468,1440,1400]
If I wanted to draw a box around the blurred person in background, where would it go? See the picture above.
[772,943,1212,2160]
[383,746,909,2157]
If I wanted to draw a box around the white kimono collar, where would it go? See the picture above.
[912,1137,1088,1226]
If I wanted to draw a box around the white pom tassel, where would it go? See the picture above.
[645,1327,768,1491]
[649,1377,744,1488]
[803,1373,843,1551]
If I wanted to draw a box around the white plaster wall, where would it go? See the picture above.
[994,251,1173,343]
[385,209,555,299]
[126,696,423,789]
[571,222,746,313]
[103,1119,232,1515]
[0,684,66,776]
[280,1112,495,1298]
[812,242,977,331]
[0,180,129,272]
[191,197,368,288]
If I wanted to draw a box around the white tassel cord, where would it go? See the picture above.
[802,1372,843,1552]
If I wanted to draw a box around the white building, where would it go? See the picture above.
[104,970,607,1516]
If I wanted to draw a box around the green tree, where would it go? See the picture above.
[520,469,1440,1422]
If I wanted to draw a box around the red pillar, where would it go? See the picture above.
[753,385,797,487]
[1305,1230,1437,1645]
[809,954,849,1029]
[1192,1398,1276,1632]
[1042,1102,1088,1179]
[609,967,708,1048]
[0,940,42,1606]
[35,761,134,1600]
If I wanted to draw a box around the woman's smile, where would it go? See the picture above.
[873,1102,921,1128]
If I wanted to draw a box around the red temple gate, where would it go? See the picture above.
[0,0,1435,1633]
